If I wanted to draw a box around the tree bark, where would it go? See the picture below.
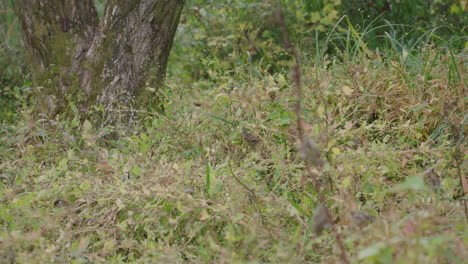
[16,0,184,125]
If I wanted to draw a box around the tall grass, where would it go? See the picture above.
[0,0,24,86]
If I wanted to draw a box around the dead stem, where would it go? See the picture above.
[273,4,349,264]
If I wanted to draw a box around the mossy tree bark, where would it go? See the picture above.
[17,0,184,125]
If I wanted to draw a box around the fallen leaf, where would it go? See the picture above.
[344,121,353,130]
[200,208,211,221]
[404,219,416,234]
[342,86,354,95]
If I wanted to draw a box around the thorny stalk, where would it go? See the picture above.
[273,4,349,264]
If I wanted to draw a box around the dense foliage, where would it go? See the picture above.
[0,0,466,263]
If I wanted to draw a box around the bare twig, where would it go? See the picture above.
[228,164,274,239]
[273,4,349,264]
[456,60,467,221]
[454,147,467,221]
[228,164,257,199]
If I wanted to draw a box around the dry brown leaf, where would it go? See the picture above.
[97,163,114,175]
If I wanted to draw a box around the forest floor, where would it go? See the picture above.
[0,47,466,263]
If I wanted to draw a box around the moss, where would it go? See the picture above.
[118,0,140,16]
[47,32,73,66]
[21,0,180,122]
[86,30,116,103]
[31,27,85,117]
[33,24,48,37]
[83,62,92,70]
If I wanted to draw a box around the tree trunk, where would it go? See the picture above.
[16,0,184,125]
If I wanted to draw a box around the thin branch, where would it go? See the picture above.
[228,164,274,239]
[273,4,349,264]
[228,164,257,199]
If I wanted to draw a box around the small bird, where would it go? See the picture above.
[299,135,324,168]
[184,186,195,195]
[242,128,260,144]
[350,211,375,228]
[53,198,71,208]
[122,171,131,181]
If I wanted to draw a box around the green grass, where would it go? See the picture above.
[0,1,466,263]
[0,1,25,86]
[1,44,465,262]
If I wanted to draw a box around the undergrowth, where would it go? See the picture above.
[0,1,467,263]
[1,46,465,263]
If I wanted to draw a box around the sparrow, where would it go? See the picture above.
[242,128,260,144]
[185,186,195,195]
[350,211,375,228]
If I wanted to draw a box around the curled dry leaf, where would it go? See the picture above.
[97,163,114,175]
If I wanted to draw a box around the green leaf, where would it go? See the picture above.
[206,164,211,198]
[392,175,427,192]
[450,4,462,15]
[58,158,68,171]
[279,116,291,126]
[311,12,320,23]
[83,120,92,131]
[342,176,351,189]
[203,112,237,127]
[69,102,78,114]
[131,165,142,176]
[138,140,148,153]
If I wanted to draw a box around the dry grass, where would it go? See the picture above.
[0,47,466,263]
